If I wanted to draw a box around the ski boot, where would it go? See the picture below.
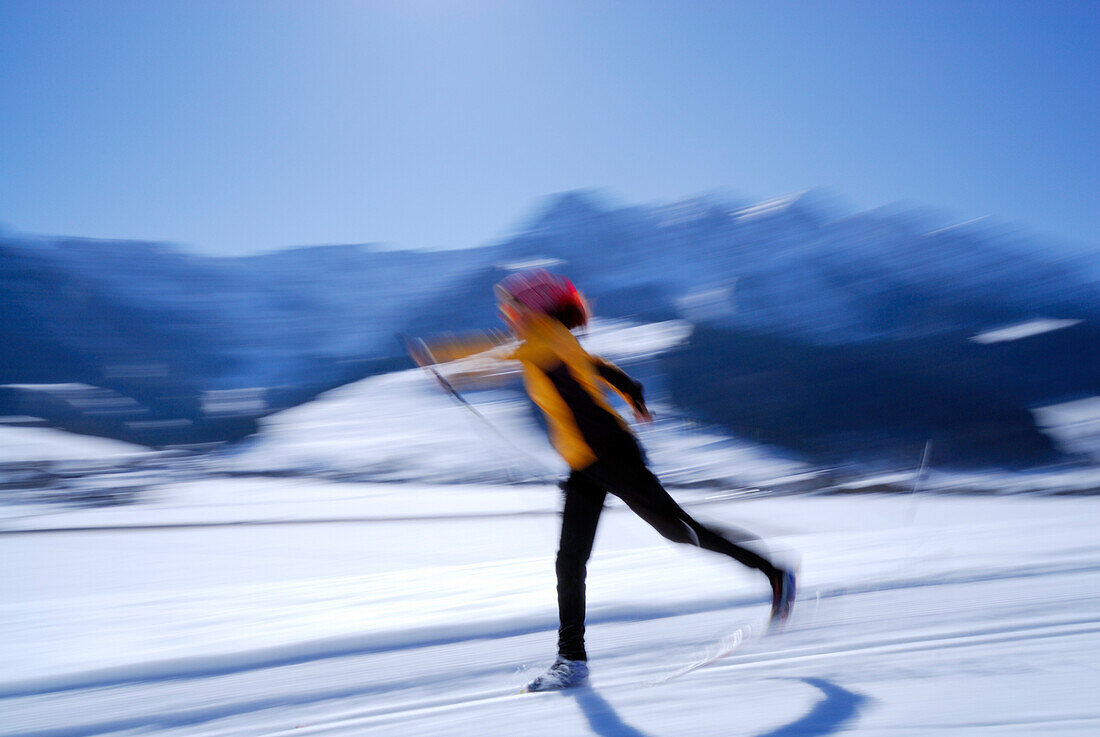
[525,656,589,692]
[769,568,797,625]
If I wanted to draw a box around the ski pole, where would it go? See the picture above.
[400,336,558,481]
[906,439,933,523]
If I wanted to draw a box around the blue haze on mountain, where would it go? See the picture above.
[2,191,1097,465]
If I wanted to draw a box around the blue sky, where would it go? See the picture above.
[1,1,1096,254]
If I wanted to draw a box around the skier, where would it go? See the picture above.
[411,270,795,691]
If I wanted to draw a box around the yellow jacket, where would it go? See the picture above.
[417,316,647,470]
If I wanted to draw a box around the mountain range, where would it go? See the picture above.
[2,190,1097,466]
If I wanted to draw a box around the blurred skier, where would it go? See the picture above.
[411,270,795,692]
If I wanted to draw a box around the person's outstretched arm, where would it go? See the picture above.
[592,356,652,422]
[406,331,521,388]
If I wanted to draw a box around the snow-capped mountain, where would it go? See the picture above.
[2,189,1097,464]
[499,189,1098,343]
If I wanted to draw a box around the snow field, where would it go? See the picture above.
[2,484,1099,736]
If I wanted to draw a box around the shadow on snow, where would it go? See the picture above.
[569,685,654,737]
[755,677,869,737]
[563,676,867,737]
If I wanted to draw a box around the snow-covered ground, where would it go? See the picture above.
[213,321,813,489]
[3,481,1098,736]
[3,319,1099,735]
[0,424,150,464]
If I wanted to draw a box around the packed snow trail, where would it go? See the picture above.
[2,486,1099,736]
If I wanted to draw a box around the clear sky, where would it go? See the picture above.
[1,1,1096,254]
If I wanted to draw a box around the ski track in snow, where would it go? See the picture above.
[2,487,1099,736]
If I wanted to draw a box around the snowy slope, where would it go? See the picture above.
[0,424,150,464]
[215,320,809,487]
[3,483,1098,736]
[2,311,1099,735]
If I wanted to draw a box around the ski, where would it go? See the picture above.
[648,619,763,685]
[652,570,799,685]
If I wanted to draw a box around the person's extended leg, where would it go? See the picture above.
[555,470,607,662]
[587,457,796,621]
[604,462,779,574]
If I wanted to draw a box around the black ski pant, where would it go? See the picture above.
[555,449,779,662]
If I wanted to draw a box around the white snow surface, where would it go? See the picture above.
[1033,396,1100,462]
[219,368,802,488]
[970,318,1083,344]
[3,482,1098,736]
[0,424,150,463]
[217,319,807,488]
[3,318,1099,735]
